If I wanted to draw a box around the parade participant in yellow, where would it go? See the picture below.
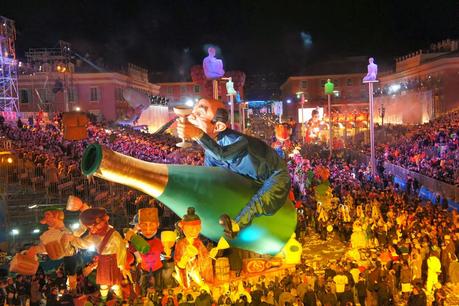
[174,207,213,288]
[426,247,442,295]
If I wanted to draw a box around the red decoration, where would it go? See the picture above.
[314,165,330,182]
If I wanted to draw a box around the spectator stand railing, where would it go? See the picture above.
[384,162,459,206]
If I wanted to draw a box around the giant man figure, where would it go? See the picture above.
[177,98,291,238]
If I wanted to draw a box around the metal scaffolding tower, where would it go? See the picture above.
[24,40,73,112]
[0,16,19,113]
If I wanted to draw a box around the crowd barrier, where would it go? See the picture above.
[0,137,12,150]
[339,150,459,210]
[384,162,459,210]
[0,153,134,227]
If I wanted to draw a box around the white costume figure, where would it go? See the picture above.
[351,220,367,249]
[340,204,351,223]
[363,57,378,82]
[203,47,224,79]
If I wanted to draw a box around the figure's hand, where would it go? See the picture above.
[83,261,98,276]
[89,260,99,270]
[135,253,143,265]
[185,245,198,257]
[27,246,37,258]
[209,247,218,260]
[121,268,133,283]
[177,257,189,269]
[124,229,136,242]
[62,233,75,245]
[177,120,203,141]
[164,247,172,258]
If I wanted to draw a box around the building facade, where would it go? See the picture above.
[18,65,160,121]
[280,72,369,120]
[281,39,459,124]
[377,40,459,118]
[157,81,202,106]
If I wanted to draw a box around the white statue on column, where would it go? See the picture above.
[203,47,225,79]
[363,57,378,82]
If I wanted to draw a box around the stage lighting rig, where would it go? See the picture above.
[149,95,169,106]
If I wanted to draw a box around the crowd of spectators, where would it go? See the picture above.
[290,151,459,305]
[0,115,459,306]
[376,109,459,185]
[1,116,204,230]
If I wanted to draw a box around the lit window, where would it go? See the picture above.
[114,88,123,101]
[68,87,77,102]
[90,87,99,102]
[19,89,30,103]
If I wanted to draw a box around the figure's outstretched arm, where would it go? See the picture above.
[235,167,291,228]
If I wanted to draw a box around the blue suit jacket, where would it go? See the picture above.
[196,129,291,226]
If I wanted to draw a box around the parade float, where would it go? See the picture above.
[81,144,297,256]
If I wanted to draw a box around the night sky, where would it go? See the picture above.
[2,0,459,80]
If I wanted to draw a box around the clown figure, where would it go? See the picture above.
[174,207,213,288]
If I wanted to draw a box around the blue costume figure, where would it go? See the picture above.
[177,98,291,239]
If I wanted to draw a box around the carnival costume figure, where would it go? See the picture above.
[174,208,213,288]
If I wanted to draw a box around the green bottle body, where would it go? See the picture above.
[82,144,297,255]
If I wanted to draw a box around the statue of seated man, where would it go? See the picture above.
[203,47,224,79]
[363,57,378,82]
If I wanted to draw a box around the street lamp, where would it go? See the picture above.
[56,63,69,112]
[10,228,19,249]
[296,91,306,143]
[324,79,335,158]
[379,104,385,126]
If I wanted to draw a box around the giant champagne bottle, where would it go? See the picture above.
[82,144,296,255]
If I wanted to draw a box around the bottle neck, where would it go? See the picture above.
[83,144,169,198]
